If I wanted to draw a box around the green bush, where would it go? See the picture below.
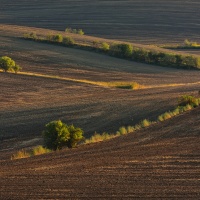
[0,56,15,72]
[109,43,133,58]
[77,29,84,35]
[53,34,63,43]
[0,56,22,73]
[63,36,75,46]
[42,120,84,150]
[101,42,110,51]
[178,95,199,107]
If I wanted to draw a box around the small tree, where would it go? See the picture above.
[0,56,16,72]
[43,120,84,150]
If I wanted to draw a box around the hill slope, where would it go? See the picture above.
[0,0,199,44]
[0,107,200,199]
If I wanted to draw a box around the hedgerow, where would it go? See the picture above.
[23,32,200,69]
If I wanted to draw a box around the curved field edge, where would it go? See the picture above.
[0,106,200,198]
[1,24,200,69]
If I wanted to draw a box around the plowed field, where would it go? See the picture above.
[0,0,199,44]
[0,107,200,199]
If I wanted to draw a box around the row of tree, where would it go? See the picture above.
[23,32,200,70]
[0,56,22,73]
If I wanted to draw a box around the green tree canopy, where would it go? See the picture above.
[0,56,16,72]
[43,120,84,150]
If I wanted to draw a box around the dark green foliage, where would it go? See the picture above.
[43,120,84,150]
[66,125,84,148]
[0,56,15,72]
[0,56,20,72]
[109,43,133,58]
[23,32,200,70]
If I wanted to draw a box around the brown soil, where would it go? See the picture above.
[0,1,199,197]
[0,0,199,44]
[0,107,200,199]
[0,27,200,141]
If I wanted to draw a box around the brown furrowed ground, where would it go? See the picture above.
[0,27,200,143]
[0,1,200,197]
[0,107,200,199]
[0,0,199,44]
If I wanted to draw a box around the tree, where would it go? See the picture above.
[43,120,84,150]
[0,56,15,72]
[66,125,84,148]
[13,65,22,74]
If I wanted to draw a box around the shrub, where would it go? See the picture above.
[85,132,114,144]
[53,34,63,43]
[109,43,133,58]
[140,119,152,128]
[11,149,30,160]
[178,95,199,107]
[65,27,72,33]
[32,146,51,156]
[117,126,128,135]
[63,36,75,46]
[77,29,84,35]
[42,120,84,150]
[101,42,110,51]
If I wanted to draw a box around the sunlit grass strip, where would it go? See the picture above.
[2,70,200,90]
[85,99,200,145]
[11,146,52,160]
[11,149,31,160]
[0,70,143,90]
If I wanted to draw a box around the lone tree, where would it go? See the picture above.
[0,56,22,73]
[0,56,15,72]
[43,120,84,150]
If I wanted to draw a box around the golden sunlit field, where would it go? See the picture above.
[0,0,200,199]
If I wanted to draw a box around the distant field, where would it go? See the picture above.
[0,0,199,44]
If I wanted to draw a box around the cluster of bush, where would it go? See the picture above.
[108,43,200,69]
[23,32,200,70]
[0,56,22,73]
[24,32,75,46]
[65,27,84,35]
